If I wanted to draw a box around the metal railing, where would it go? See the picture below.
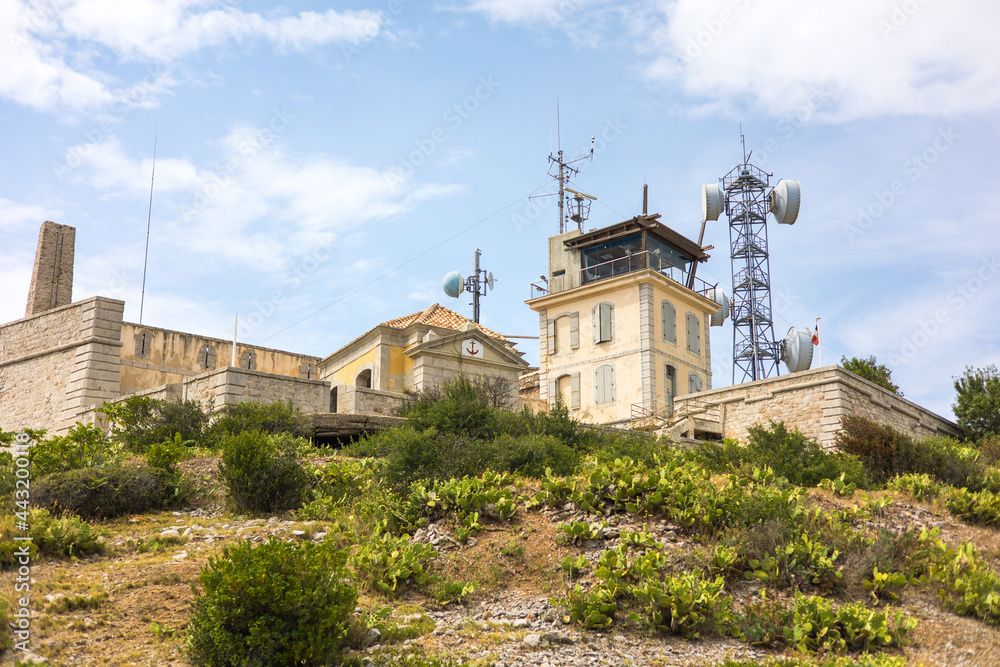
[530,250,716,298]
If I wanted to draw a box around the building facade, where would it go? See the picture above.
[527,215,725,426]
[317,304,530,414]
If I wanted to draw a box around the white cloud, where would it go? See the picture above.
[0,0,386,112]
[62,123,460,273]
[0,199,63,231]
[462,0,581,25]
[58,1,385,61]
[632,0,1000,119]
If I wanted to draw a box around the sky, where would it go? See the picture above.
[1,0,998,420]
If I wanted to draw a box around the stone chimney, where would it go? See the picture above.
[25,221,75,317]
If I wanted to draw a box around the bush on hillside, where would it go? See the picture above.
[101,396,210,452]
[32,465,169,519]
[836,416,986,489]
[219,431,308,512]
[694,421,868,488]
[403,375,502,439]
[186,539,356,667]
[29,422,120,476]
[209,400,311,443]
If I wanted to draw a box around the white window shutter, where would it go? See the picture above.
[570,313,580,350]
[686,313,700,354]
[547,320,556,355]
[570,372,580,409]
[610,365,616,402]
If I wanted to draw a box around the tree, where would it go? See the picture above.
[953,365,1000,442]
[841,356,901,395]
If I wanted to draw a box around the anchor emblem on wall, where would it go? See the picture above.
[462,338,483,358]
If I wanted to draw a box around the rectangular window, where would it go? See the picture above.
[686,312,701,355]
[595,364,616,405]
[661,300,676,344]
[594,302,614,344]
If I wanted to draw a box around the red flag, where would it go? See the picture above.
[811,327,819,346]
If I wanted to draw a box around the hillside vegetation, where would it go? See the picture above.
[2,376,1000,666]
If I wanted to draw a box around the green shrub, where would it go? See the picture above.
[31,465,169,519]
[695,422,868,489]
[29,422,120,477]
[187,539,357,667]
[101,396,210,452]
[28,509,103,558]
[838,416,986,489]
[219,431,308,512]
[841,355,901,395]
[953,365,1000,442]
[210,400,312,442]
[402,375,502,439]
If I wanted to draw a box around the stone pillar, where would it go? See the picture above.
[59,298,124,430]
[26,221,76,317]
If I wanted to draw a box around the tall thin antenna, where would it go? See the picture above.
[139,137,156,325]
[535,104,594,234]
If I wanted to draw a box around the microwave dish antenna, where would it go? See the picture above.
[442,248,496,323]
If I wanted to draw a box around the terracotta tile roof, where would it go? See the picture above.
[380,303,507,341]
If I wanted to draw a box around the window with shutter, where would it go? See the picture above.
[595,364,615,404]
[570,313,580,350]
[686,312,701,354]
[547,320,556,356]
[571,372,581,410]
[661,301,676,343]
[688,372,703,393]
[594,302,614,344]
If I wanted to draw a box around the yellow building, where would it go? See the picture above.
[526,215,724,426]
[317,304,530,414]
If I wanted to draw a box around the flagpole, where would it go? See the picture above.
[816,317,823,367]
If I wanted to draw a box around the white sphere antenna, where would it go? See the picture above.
[781,326,814,373]
[486,272,495,291]
[768,179,802,225]
[702,184,724,221]
[442,271,464,298]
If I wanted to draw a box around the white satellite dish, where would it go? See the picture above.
[702,184,725,221]
[486,272,495,291]
[705,287,730,327]
[781,326,814,373]
[768,179,801,225]
[443,271,464,298]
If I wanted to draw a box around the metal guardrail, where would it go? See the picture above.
[530,251,716,299]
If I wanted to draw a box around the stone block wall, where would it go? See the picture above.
[25,221,75,318]
[0,296,124,434]
[180,368,330,414]
[668,366,959,448]
[338,386,411,416]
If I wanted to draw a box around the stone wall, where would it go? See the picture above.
[25,221,75,318]
[0,297,124,434]
[120,322,321,396]
[338,386,411,416]
[180,368,329,415]
[668,366,959,448]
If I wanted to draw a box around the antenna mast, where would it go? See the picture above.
[543,103,594,233]
[139,137,156,325]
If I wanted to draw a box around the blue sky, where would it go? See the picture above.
[2,0,998,420]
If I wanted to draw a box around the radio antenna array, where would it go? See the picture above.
[540,103,595,233]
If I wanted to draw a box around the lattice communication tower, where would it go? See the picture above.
[702,137,801,383]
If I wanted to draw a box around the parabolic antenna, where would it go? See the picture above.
[486,272,495,291]
[769,179,801,225]
[442,271,464,298]
[706,287,730,327]
[702,184,725,221]
[781,326,814,373]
